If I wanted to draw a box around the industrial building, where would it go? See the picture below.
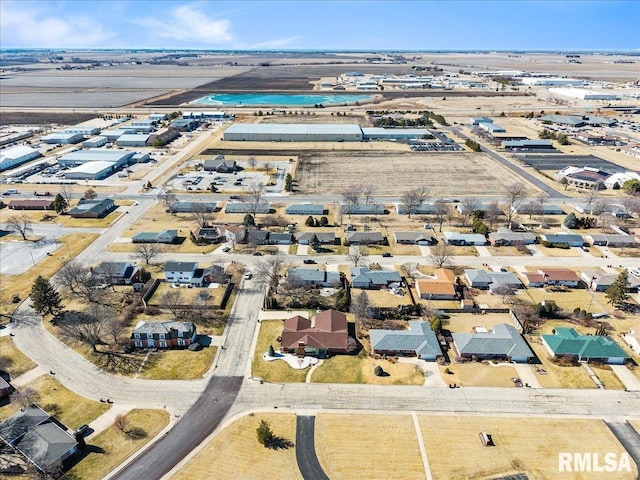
[117,134,150,147]
[64,126,100,136]
[502,139,555,151]
[41,132,84,145]
[64,161,120,180]
[0,145,41,171]
[548,88,621,101]
[101,129,133,141]
[223,123,363,142]
[171,119,199,131]
[183,111,228,119]
[361,127,433,140]
[478,122,506,134]
[522,78,583,87]
[149,113,168,122]
[83,136,108,148]
[58,149,135,169]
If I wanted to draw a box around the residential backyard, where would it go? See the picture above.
[171,413,301,480]
[0,336,37,378]
[418,416,637,480]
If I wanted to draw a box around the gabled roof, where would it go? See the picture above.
[92,262,129,276]
[281,310,348,350]
[350,267,402,286]
[539,268,580,282]
[314,310,348,332]
[465,269,492,285]
[296,232,336,243]
[68,198,114,215]
[345,231,384,243]
[165,261,198,272]
[288,268,340,284]
[452,323,533,358]
[542,328,629,359]
[393,231,435,243]
[132,320,194,335]
[370,321,442,357]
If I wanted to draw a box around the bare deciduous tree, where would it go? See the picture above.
[83,188,98,200]
[58,305,112,352]
[460,197,480,226]
[340,184,364,218]
[6,214,33,241]
[248,156,257,170]
[16,387,37,409]
[621,196,640,218]
[351,291,371,329]
[60,183,73,206]
[400,262,418,278]
[533,193,549,219]
[347,245,369,267]
[115,413,130,433]
[59,261,103,303]
[242,181,266,220]
[363,184,376,204]
[504,183,527,227]
[432,200,450,232]
[160,289,183,318]
[157,188,177,215]
[191,203,211,228]
[429,242,453,268]
[133,243,163,266]
[485,201,502,229]
[401,186,429,218]
[591,199,611,230]
[254,253,287,295]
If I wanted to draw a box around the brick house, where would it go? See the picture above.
[130,320,197,349]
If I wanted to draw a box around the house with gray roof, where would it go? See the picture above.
[169,202,218,213]
[488,228,536,246]
[451,323,533,363]
[224,202,270,214]
[513,203,564,215]
[541,328,629,364]
[393,231,436,245]
[443,231,486,246]
[68,198,116,218]
[288,268,341,287]
[370,321,442,360]
[90,261,140,285]
[285,204,326,216]
[395,203,439,215]
[487,272,523,293]
[191,226,225,244]
[131,320,197,349]
[0,404,78,473]
[586,234,639,248]
[464,269,493,289]
[541,233,584,247]
[351,267,402,289]
[164,262,198,284]
[581,269,617,292]
[247,229,269,245]
[132,229,178,244]
[296,232,336,245]
[345,231,384,245]
[340,204,384,215]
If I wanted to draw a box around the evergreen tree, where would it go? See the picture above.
[30,275,64,316]
[243,214,255,227]
[606,271,630,307]
[53,193,68,214]
[256,420,274,446]
[563,212,579,229]
[309,234,321,252]
[284,173,293,192]
[305,216,315,227]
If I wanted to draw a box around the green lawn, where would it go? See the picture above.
[64,409,169,480]
[137,346,217,380]
[0,336,37,378]
[251,321,308,383]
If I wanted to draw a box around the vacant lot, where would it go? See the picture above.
[296,151,528,196]
[439,362,519,387]
[419,416,636,480]
[171,413,300,480]
[137,346,217,380]
[316,413,425,480]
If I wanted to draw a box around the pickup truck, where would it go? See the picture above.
[34,191,52,196]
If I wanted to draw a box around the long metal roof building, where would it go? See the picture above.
[223,123,363,142]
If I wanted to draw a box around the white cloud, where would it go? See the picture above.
[0,1,114,48]
[133,4,234,46]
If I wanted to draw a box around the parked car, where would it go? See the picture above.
[382,252,393,257]
[303,259,316,264]
[243,271,253,280]
[76,424,90,437]
[252,251,263,256]
[229,195,240,200]
[222,246,231,253]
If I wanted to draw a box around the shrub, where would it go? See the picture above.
[374,365,384,376]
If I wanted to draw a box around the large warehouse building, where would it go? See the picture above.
[522,78,583,87]
[549,88,621,101]
[0,145,41,171]
[58,149,135,169]
[64,161,120,180]
[361,127,433,140]
[223,123,364,142]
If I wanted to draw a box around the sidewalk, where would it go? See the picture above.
[11,366,46,388]
[610,365,640,391]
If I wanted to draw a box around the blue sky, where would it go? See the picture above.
[1,1,638,50]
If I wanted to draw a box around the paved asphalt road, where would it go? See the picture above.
[112,376,243,480]
[296,416,330,480]
[607,422,640,480]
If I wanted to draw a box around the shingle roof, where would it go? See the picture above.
[350,267,401,286]
[370,321,442,357]
[165,262,198,272]
[296,232,335,243]
[465,269,492,285]
[542,328,629,360]
[345,231,384,243]
[452,323,533,358]
[280,310,348,350]
[132,320,194,335]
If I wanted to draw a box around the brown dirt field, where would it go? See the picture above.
[0,112,96,126]
[296,151,529,196]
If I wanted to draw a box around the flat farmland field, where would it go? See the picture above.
[296,151,528,196]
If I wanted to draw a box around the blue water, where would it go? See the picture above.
[189,93,373,106]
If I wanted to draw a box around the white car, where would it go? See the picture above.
[222,246,231,253]
[243,272,253,280]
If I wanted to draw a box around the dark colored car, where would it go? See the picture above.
[76,424,90,437]
[382,252,393,257]
[303,259,317,264]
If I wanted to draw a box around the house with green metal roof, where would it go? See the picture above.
[541,328,630,364]
[370,321,442,360]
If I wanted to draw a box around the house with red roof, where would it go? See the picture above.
[280,309,349,358]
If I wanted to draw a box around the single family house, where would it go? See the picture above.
[541,328,629,364]
[131,320,197,349]
[370,321,442,360]
[280,310,349,357]
[451,323,533,363]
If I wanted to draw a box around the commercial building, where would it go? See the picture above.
[522,78,583,87]
[223,123,363,142]
[58,149,135,169]
[64,161,120,180]
[82,136,108,148]
[171,119,199,131]
[361,127,433,140]
[117,133,150,147]
[68,198,116,218]
[8,199,55,210]
[0,145,40,171]
[149,113,168,122]
[503,139,554,151]
[478,122,506,134]
[41,132,84,145]
[64,126,100,136]
[548,88,621,101]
